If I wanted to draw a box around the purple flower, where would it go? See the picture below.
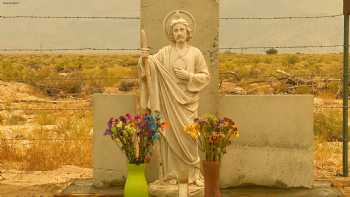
[104,129,112,136]
[107,118,113,129]
[119,115,127,123]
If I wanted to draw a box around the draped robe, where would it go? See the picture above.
[138,45,210,182]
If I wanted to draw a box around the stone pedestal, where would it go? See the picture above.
[148,181,203,197]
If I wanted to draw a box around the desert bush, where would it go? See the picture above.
[286,55,299,65]
[0,54,138,97]
[314,110,343,141]
[36,111,56,125]
[119,79,137,92]
[266,48,278,55]
[6,114,26,125]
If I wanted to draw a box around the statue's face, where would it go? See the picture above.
[172,23,187,44]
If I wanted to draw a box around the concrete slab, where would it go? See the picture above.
[93,94,137,187]
[221,180,343,197]
[218,95,314,188]
[57,179,123,197]
[57,179,342,197]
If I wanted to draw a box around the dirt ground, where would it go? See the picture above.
[0,165,349,197]
[0,165,92,197]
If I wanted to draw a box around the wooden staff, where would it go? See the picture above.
[140,29,152,96]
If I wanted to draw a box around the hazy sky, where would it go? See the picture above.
[0,0,344,53]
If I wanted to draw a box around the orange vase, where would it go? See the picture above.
[202,160,221,197]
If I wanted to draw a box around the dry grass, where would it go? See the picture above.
[0,108,92,170]
[0,53,346,174]
[314,138,343,178]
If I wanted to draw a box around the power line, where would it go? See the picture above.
[0,76,137,81]
[0,107,90,111]
[0,14,342,20]
[0,48,139,52]
[0,15,140,20]
[219,44,343,50]
[219,14,343,20]
[1,138,91,141]
[0,45,344,52]
[0,100,89,104]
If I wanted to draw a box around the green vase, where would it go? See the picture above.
[124,163,149,197]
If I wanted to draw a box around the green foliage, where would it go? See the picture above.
[0,54,137,97]
[266,48,278,55]
[314,110,343,141]
[286,54,299,65]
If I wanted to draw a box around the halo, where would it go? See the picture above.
[163,10,196,41]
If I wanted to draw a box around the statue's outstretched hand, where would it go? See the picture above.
[174,67,190,80]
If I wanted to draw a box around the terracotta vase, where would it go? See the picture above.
[202,160,221,197]
[124,163,149,197]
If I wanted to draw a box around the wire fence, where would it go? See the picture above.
[0,11,347,178]
[0,13,342,20]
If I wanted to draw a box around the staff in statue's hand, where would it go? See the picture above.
[140,30,151,82]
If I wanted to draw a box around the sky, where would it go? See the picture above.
[0,0,344,53]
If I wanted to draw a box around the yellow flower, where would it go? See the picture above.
[230,128,240,140]
[185,124,199,139]
[125,125,136,135]
[116,121,123,128]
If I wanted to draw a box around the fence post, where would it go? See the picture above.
[343,1,349,176]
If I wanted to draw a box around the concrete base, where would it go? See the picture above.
[148,181,203,197]
[57,179,123,197]
[56,179,342,197]
[219,95,314,188]
[221,180,343,197]
[93,94,136,187]
[93,95,314,188]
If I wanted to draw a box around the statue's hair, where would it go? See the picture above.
[168,20,193,43]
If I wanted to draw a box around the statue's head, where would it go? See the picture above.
[168,18,193,44]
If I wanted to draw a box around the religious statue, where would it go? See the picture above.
[138,10,210,186]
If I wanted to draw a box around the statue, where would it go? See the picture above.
[138,10,210,186]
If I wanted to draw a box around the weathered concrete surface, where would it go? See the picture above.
[93,95,314,189]
[58,179,123,196]
[141,0,220,115]
[219,95,314,188]
[148,181,342,197]
[149,182,203,197]
[221,187,342,197]
[92,94,136,187]
[221,180,343,197]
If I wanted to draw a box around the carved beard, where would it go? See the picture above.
[175,35,186,43]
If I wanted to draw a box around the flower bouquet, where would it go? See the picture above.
[185,114,239,161]
[185,114,239,197]
[104,112,167,197]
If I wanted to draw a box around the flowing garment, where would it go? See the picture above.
[138,45,210,183]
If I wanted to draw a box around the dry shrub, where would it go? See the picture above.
[314,110,342,141]
[21,139,91,170]
[314,138,342,176]
[0,111,92,170]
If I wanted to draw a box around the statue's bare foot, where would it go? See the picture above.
[194,178,204,187]
[168,178,177,185]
